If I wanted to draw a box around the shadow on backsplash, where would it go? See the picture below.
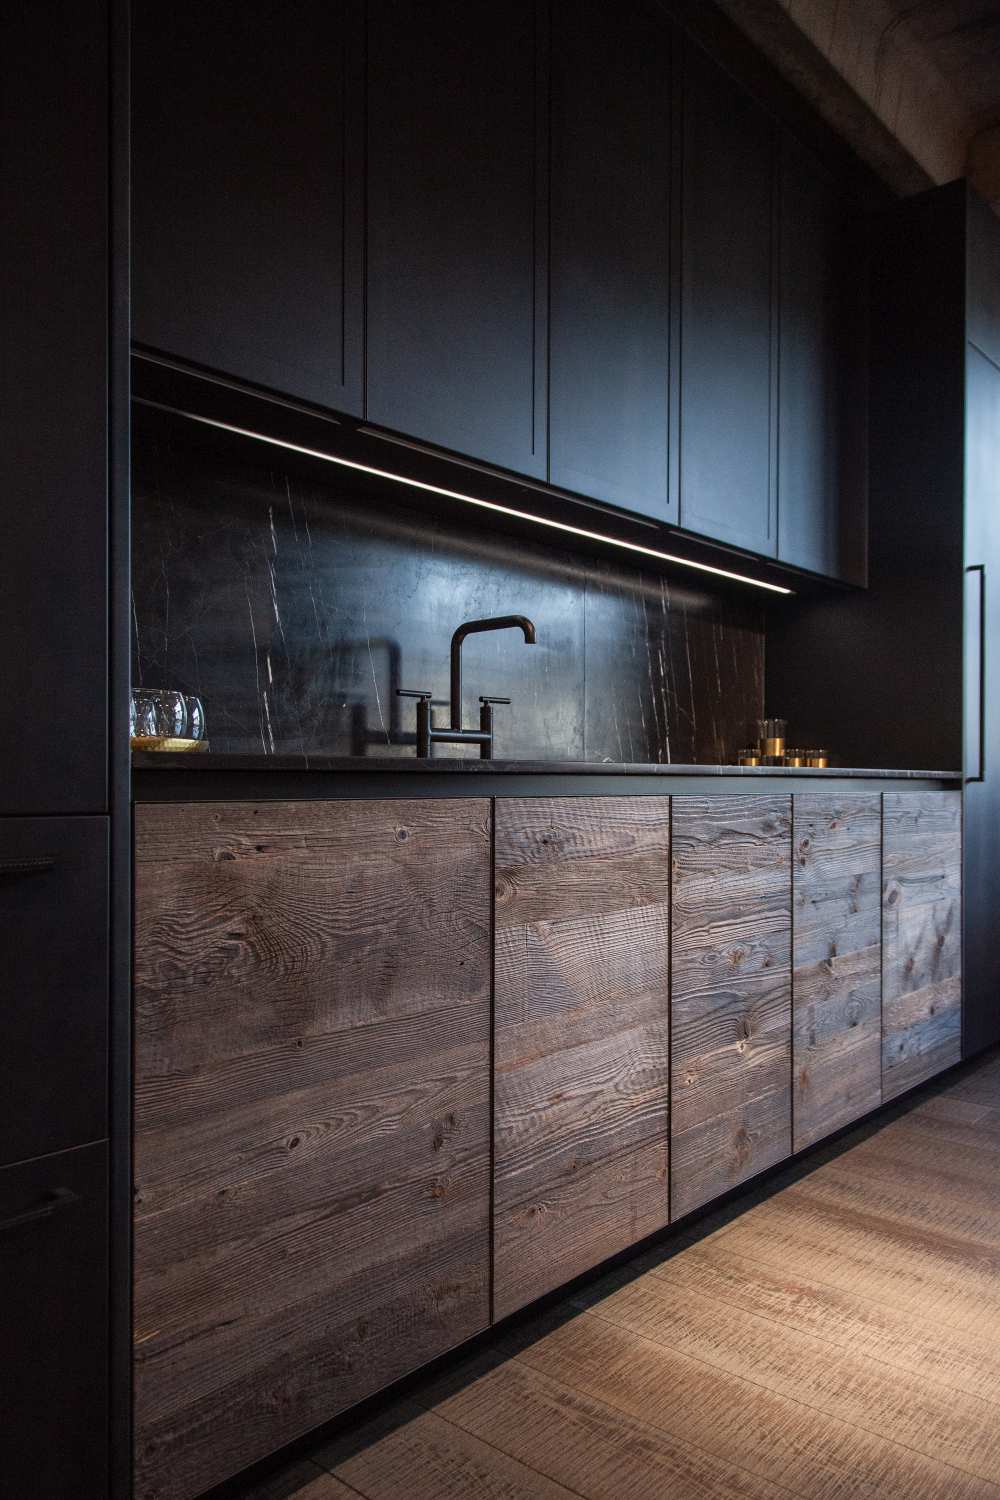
[132,423,765,762]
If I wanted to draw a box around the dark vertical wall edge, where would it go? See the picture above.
[108,0,132,1492]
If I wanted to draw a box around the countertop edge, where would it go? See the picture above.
[131,752,962,780]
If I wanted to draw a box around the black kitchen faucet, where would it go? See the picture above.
[397,614,536,758]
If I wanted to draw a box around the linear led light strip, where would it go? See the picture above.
[150,403,794,596]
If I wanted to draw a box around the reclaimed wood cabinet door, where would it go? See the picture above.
[366,0,547,476]
[132,1,364,414]
[882,793,962,1100]
[133,799,491,1500]
[493,797,671,1320]
[671,796,792,1218]
[792,794,882,1151]
[548,0,676,521]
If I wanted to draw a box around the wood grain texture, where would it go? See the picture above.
[882,792,962,1100]
[671,796,792,1217]
[236,1462,356,1500]
[581,1261,1000,1487]
[792,794,881,1149]
[417,1342,793,1500]
[133,799,492,1500]
[225,1047,1000,1500]
[505,1301,995,1500]
[493,798,671,1319]
[316,1396,579,1499]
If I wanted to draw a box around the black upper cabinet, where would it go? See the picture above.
[548,0,676,522]
[777,134,856,581]
[679,43,776,557]
[366,1,548,478]
[127,3,862,581]
[132,1,364,414]
[2,0,109,814]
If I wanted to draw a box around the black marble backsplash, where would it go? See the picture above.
[132,427,765,762]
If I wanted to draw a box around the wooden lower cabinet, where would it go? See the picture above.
[493,797,671,1319]
[792,795,882,1149]
[131,786,965,1498]
[671,796,793,1218]
[882,792,962,1100]
[133,799,492,1500]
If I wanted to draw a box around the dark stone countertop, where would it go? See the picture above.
[133,751,961,780]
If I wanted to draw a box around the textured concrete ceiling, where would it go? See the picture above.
[715,0,1000,209]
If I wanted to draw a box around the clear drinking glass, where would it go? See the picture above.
[130,690,206,742]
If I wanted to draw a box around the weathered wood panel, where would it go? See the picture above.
[882,792,962,1100]
[493,797,671,1320]
[671,795,792,1218]
[792,794,882,1149]
[133,799,492,1500]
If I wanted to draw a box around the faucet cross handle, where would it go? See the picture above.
[478,695,511,760]
[396,688,433,756]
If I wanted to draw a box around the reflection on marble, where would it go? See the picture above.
[132,427,765,761]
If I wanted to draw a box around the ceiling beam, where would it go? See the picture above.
[712,0,980,201]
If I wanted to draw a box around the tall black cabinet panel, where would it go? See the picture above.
[366,1,547,478]
[1,0,109,814]
[132,1,364,415]
[3,4,118,1493]
[0,1143,108,1498]
[0,819,109,1169]
[548,0,675,521]
[679,43,776,557]
[777,134,849,580]
[964,343,1000,1056]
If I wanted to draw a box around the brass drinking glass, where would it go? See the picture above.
[757,717,787,764]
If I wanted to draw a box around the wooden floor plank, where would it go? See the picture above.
[313,1397,580,1500]
[650,1240,1000,1406]
[579,1264,1000,1484]
[417,1344,796,1500]
[713,1183,1000,1337]
[230,1049,1000,1500]
[505,1307,998,1500]
[234,1460,359,1500]
[879,1093,1000,1155]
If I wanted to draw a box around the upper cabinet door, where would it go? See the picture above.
[3,0,109,813]
[548,1,676,521]
[132,2,364,415]
[366,1,548,478]
[679,44,776,556]
[777,134,852,580]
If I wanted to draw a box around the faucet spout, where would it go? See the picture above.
[449,615,536,730]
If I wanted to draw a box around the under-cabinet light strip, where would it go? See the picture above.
[143,402,794,596]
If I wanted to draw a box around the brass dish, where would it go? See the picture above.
[130,736,210,753]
